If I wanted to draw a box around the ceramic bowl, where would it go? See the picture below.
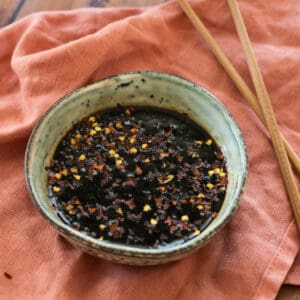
[25,71,248,265]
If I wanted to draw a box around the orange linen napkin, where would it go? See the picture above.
[1,0,300,299]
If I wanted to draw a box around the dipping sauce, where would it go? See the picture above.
[47,105,227,248]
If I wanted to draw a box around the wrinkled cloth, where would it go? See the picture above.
[0,0,300,299]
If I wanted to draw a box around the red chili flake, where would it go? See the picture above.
[153,241,160,248]
[170,225,177,233]
[117,164,126,172]
[220,176,228,185]
[157,176,164,184]
[155,197,163,207]
[177,155,183,162]
[128,213,142,221]
[88,207,96,214]
[153,136,164,143]
[177,171,185,180]
[125,199,136,210]
[165,216,173,225]
[159,186,166,193]
[177,222,184,229]
[165,129,172,137]
[181,199,187,205]
[97,207,103,218]
[109,223,118,233]
[125,177,135,186]
[217,153,224,159]
[113,198,121,205]
[135,166,143,175]
[193,169,201,177]
[163,203,170,210]
[92,163,104,170]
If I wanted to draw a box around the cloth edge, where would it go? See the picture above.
[253,220,299,299]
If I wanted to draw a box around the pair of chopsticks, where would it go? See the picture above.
[176,0,300,229]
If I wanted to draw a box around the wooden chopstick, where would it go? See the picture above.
[226,0,300,228]
[176,0,300,175]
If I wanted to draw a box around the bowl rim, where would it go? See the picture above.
[25,70,248,258]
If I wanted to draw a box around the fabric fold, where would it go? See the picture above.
[0,0,299,299]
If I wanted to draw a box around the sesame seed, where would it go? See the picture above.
[160,152,168,158]
[162,174,174,184]
[73,175,81,180]
[70,167,78,173]
[116,159,123,165]
[129,147,137,154]
[66,204,74,210]
[197,204,204,210]
[206,183,214,189]
[129,137,136,144]
[150,219,157,225]
[115,122,122,129]
[61,169,68,176]
[205,139,213,145]
[143,204,151,212]
[214,168,221,174]
[79,154,86,161]
[99,224,106,230]
[104,127,111,134]
[55,173,62,179]
[130,128,138,133]
[181,215,189,221]
[109,149,116,155]
[53,186,61,192]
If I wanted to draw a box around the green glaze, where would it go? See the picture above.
[25,71,248,265]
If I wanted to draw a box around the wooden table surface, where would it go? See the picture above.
[1,1,299,299]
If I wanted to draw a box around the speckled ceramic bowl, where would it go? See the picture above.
[25,71,248,265]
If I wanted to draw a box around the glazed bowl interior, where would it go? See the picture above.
[25,71,247,261]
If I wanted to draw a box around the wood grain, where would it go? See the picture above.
[277,286,300,300]
[15,0,89,20]
[0,0,165,27]
[0,0,299,299]
[0,0,21,27]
